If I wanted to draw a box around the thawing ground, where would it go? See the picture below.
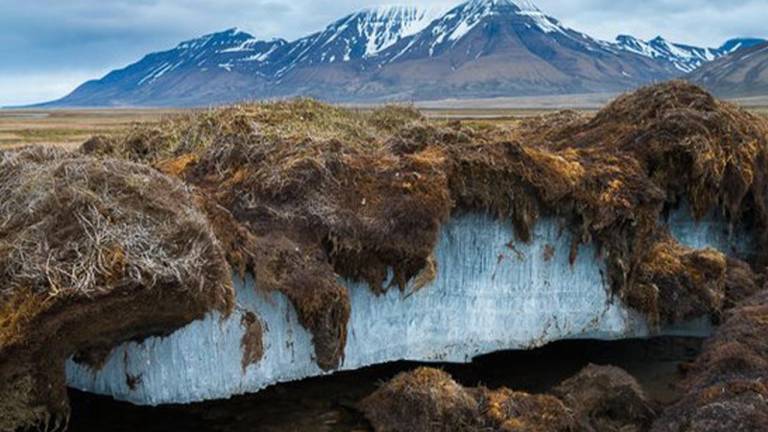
[3,97,767,431]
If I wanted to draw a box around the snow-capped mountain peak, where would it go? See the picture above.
[417,0,569,52]
[44,0,766,108]
[718,38,767,55]
[351,5,442,57]
[614,35,717,72]
[613,34,767,73]
[462,0,540,12]
[270,4,443,75]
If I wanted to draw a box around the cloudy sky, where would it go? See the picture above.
[1,0,766,106]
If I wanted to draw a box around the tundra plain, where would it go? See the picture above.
[2,103,766,149]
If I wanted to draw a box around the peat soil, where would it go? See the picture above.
[67,337,703,432]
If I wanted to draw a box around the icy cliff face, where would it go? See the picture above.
[66,212,718,406]
[666,204,755,259]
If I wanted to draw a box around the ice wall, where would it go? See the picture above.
[66,211,717,406]
[666,203,755,258]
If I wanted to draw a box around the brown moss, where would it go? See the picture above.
[360,367,480,432]
[360,367,577,432]
[80,135,115,156]
[629,234,727,325]
[240,311,264,371]
[0,374,50,432]
[84,82,768,372]
[652,290,768,431]
[476,387,577,432]
[554,364,656,432]
[0,147,235,431]
[723,257,761,309]
[156,153,199,177]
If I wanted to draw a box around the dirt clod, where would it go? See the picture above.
[241,311,265,371]
[360,367,578,432]
[554,364,656,432]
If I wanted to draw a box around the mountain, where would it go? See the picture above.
[50,29,290,107]
[269,6,441,72]
[48,6,442,107]
[40,0,763,107]
[337,0,680,99]
[688,42,768,97]
[614,36,765,73]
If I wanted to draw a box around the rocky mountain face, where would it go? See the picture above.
[688,42,768,97]
[614,35,765,73]
[41,0,765,107]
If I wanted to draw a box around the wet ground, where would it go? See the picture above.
[67,336,702,432]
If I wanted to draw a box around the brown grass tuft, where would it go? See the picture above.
[360,367,579,432]
[652,290,768,431]
[0,146,235,431]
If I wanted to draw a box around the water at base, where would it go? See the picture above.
[68,336,703,432]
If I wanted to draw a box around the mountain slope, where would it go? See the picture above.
[274,6,440,73]
[357,0,678,99]
[614,36,765,73]
[56,29,288,107]
[40,0,762,107]
[688,42,768,97]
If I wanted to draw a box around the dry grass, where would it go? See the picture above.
[0,147,231,306]
[0,146,234,432]
[0,109,169,149]
[2,104,764,151]
[360,367,578,432]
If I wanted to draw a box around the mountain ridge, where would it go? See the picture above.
[688,42,768,97]
[613,35,765,73]
[38,0,765,107]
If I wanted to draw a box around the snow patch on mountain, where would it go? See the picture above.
[41,0,767,107]
[358,6,441,57]
[614,35,715,72]
[614,35,766,73]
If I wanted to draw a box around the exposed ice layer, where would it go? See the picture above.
[666,204,755,259]
[66,212,714,406]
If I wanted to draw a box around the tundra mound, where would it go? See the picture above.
[554,364,656,431]
[0,147,234,431]
[360,367,578,432]
[652,289,768,431]
[92,82,768,367]
[361,364,659,432]
[3,82,768,430]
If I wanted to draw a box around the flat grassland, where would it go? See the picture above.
[0,109,172,150]
[2,104,766,149]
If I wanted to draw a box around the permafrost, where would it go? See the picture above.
[665,203,755,258]
[66,210,746,405]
